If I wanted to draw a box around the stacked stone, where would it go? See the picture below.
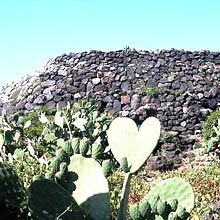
[1,49,220,169]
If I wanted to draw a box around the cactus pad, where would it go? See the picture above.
[0,162,27,210]
[28,179,86,219]
[108,117,161,173]
[67,154,111,220]
[144,177,194,213]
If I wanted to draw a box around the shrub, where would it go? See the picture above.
[11,152,47,188]
[141,85,159,97]
[202,110,220,142]
[23,107,56,138]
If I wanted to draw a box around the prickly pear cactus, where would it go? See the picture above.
[67,154,111,220]
[0,162,27,210]
[129,177,195,220]
[145,177,194,214]
[28,179,86,220]
[108,117,161,173]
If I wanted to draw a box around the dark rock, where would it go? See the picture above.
[166,94,175,102]
[86,82,94,93]
[103,95,114,103]
[94,84,105,92]
[126,66,135,79]
[121,81,131,92]
[32,85,42,95]
[45,100,56,108]
[112,99,121,114]
[131,94,140,110]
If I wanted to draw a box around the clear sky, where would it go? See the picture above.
[0,0,220,88]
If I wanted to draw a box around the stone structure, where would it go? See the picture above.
[1,49,220,169]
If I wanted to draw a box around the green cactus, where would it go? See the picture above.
[28,179,86,220]
[55,148,67,162]
[108,116,161,220]
[139,200,151,218]
[79,138,90,156]
[177,206,189,220]
[144,178,194,215]
[108,117,161,174]
[120,157,130,173]
[0,162,27,210]
[63,141,74,156]
[49,158,60,175]
[71,137,80,154]
[129,203,141,219]
[156,200,169,217]
[66,154,111,220]
[54,162,68,180]
[129,200,152,220]
[102,159,113,177]
[168,212,179,220]
[168,199,178,212]
[91,137,103,159]
[129,177,194,220]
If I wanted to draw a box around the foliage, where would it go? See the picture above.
[202,110,220,142]
[159,131,174,143]
[0,113,32,160]
[38,99,115,183]
[204,118,220,158]
[0,115,196,220]
[109,160,220,220]
[124,46,136,52]
[141,85,170,98]
[38,99,113,158]
[141,85,160,97]
[147,161,220,220]
[1,111,196,220]
[10,150,47,188]
[22,107,56,138]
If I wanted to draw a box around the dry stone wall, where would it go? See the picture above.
[1,49,220,169]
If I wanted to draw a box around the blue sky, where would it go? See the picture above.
[0,0,220,88]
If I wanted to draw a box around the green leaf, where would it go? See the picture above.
[55,111,64,128]
[24,120,31,129]
[14,131,21,143]
[39,112,49,123]
[13,148,24,160]
[27,140,35,156]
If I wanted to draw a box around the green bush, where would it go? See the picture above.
[23,107,56,138]
[141,85,159,97]
[11,153,47,188]
[202,110,220,142]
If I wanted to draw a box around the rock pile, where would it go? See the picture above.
[1,49,220,170]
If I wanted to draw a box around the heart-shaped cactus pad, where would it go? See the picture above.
[108,117,161,173]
